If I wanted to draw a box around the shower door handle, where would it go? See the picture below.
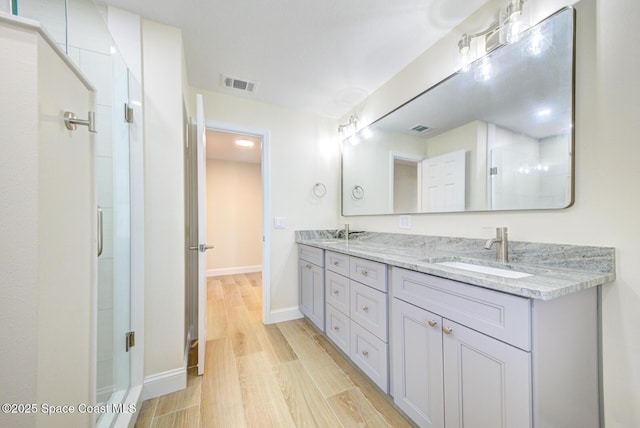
[97,206,103,257]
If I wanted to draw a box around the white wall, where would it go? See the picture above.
[206,158,262,273]
[0,21,39,428]
[141,19,186,382]
[343,131,425,215]
[341,0,640,425]
[193,89,338,314]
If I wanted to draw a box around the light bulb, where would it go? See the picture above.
[458,34,471,55]
[235,139,254,148]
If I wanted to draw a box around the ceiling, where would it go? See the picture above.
[99,0,491,118]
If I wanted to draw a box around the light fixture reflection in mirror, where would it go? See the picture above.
[341,7,575,216]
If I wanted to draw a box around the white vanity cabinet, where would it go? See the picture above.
[298,245,325,332]
[391,266,600,428]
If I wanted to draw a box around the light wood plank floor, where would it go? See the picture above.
[135,273,414,428]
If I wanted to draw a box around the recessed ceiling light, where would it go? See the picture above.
[235,139,255,148]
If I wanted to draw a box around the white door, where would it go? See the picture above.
[195,94,211,375]
[421,150,466,212]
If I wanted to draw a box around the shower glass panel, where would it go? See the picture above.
[16,0,67,51]
[17,0,133,424]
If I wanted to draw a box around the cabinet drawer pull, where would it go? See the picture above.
[306,264,312,269]
[428,320,437,327]
[361,305,369,312]
[334,326,340,331]
[333,290,339,295]
[362,350,369,357]
[333,260,339,266]
[361,270,369,277]
[442,326,453,335]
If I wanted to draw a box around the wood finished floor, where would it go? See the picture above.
[135,273,414,428]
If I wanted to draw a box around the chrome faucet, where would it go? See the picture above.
[336,223,350,241]
[485,227,508,263]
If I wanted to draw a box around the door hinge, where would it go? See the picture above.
[125,331,135,352]
[489,166,498,176]
[124,103,134,124]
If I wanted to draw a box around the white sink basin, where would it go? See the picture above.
[436,261,533,279]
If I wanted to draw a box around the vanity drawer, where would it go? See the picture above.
[350,257,387,292]
[392,267,531,351]
[298,244,324,267]
[326,304,350,355]
[350,321,389,393]
[351,281,388,341]
[326,270,350,315]
[325,250,350,276]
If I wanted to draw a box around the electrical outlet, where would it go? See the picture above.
[399,215,412,229]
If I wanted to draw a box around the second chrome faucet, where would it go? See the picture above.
[485,227,508,263]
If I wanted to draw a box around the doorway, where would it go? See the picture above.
[204,122,271,326]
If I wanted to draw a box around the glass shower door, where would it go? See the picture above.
[97,45,132,411]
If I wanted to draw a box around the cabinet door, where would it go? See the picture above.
[443,320,531,428]
[350,321,389,393]
[350,280,388,341]
[326,304,350,355]
[299,260,325,332]
[325,250,350,276]
[392,299,444,428]
[326,270,350,315]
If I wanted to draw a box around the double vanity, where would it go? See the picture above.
[296,230,615,428]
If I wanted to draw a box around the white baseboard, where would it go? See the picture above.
[265,306,303,324]
[207,265,262,277]
[141,367,187,401]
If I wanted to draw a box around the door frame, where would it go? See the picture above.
[388,152,423,212]
[204,120,272,325]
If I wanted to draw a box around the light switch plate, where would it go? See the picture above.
[399,215,412,229]
[274,216,287,229]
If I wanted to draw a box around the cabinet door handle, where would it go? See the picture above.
[362,350,369,357]
[428,320,437,327]
[361,305,369,312]
[442,326,453,335]
[306,264,312,269]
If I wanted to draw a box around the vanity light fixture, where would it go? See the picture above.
[457,0,532,70]
[338,115,358,137]
[339,116,374,145]
[235,139,255,148]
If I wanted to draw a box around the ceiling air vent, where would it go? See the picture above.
[222,74,256,93]
[410,124,431,133]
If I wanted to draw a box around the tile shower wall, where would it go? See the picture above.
[489,124,569,209]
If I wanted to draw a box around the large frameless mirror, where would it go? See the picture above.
[342,7,575,216]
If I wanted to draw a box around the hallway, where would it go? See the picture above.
[134,273,412,427]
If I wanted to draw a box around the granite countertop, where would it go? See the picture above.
[295,231,616,301]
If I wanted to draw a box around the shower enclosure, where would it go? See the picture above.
[15,1,143,426]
